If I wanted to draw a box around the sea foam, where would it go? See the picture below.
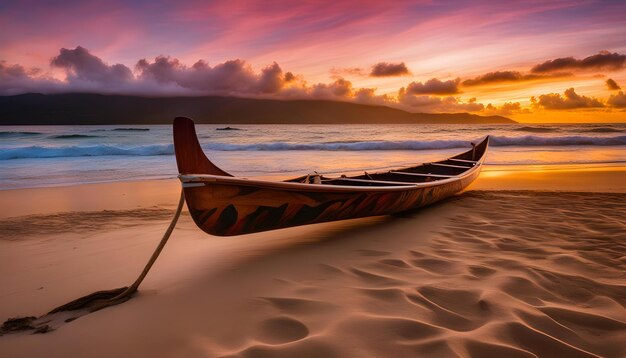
[1,135,625,160]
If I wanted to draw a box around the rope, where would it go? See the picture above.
[61,188,185,312]
[118,188,186,298]
[1,188,186,334]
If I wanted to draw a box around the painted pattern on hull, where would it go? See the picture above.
[183,169,478,236]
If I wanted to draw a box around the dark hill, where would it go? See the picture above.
[0,93,516,125]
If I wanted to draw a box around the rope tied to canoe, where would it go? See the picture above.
[0,189,186,335]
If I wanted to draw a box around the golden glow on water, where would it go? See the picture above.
[482,163,626,174]
[472,164,626,193]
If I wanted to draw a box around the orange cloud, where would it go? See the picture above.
[353,88,394,106]
[329,67,366,78]
[398,88,482,113]
[533,88,604,110]
[607,91,626,108]
[483,102,529,116]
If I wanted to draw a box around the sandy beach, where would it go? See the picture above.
[1,165,625,357]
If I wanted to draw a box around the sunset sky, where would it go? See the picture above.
[1,0,626,122]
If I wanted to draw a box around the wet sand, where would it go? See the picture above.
[0,166,625,357]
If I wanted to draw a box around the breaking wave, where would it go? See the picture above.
[0,131,43,137]
[91,128,150,132]
[1,135,625,159]
[202,135,626,151]
[51,134,102,139]
[515,126,559,133]
[582,127,623,133]
[0,144,174,160]
[112,128,150,131]
[490,135,626,146]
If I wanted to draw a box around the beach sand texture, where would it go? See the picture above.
[0,171,625,357]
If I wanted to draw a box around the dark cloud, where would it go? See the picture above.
[464,71,523,86]
[531,51,626,73]
[461,71,565,86]
[0,62,28,79]
[533,88,605,110]
[606,78,621,91]
[607,91,626,108]
[406,78,460,95]
[51,46,133,84]
[0,62,31,88]
[257,62,285,93]
[284,72,295,82]
[369,62,410,77]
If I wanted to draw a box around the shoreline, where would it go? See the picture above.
[1,163,625,219]
[1,161,624,193]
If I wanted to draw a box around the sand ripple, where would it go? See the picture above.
[227,191,626,357]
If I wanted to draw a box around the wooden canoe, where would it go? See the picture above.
[173,117,489,236]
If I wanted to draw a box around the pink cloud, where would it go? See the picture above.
[51,46,133,84]
[136,56,288,95]
[0,61,62,95]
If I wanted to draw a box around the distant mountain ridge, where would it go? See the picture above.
[0,93,516,125]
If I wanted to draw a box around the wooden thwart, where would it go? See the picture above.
[448,158,477,164]
[324,177,417,185]
[390,171,457,178]
[429,163,471,169]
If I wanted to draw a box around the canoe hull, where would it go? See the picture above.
[173,116,488,236]
[182,168,480,236]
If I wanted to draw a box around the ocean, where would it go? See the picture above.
[1,123,625,190]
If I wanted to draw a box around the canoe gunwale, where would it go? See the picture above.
[178,161,484,193]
